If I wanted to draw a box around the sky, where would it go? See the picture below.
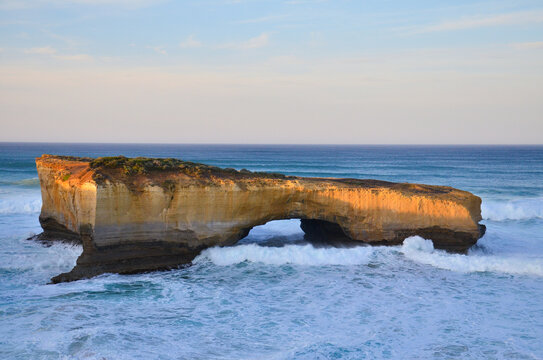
[0,0,542,144]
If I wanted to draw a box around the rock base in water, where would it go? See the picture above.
[35,155,486,282]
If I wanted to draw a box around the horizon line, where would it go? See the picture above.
[0,141,542,147]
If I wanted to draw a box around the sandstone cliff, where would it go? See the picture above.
[35,155,486,283]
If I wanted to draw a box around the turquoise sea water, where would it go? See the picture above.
[0,143,542,359]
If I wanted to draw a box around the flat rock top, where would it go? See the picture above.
[36,154,469,198]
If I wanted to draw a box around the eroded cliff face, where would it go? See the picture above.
[36,156,97,242]
[35,155,485,283]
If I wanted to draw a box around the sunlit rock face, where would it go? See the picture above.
[35,155,485,283]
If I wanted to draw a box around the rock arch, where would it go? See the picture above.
[34,155,486,283]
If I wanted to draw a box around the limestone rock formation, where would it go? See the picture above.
[35,155,486,283]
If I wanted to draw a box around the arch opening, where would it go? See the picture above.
[237,219,361,248]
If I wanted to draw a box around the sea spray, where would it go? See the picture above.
[194,243,375,266]
[2,242,82,273]
[0,198,42,215]
[401,236,543,276]
[482,198,543,221]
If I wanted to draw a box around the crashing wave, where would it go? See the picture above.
[2,242,82,272]
[482,198,543,221]
[195,236,543,277]
[0,198,42,215]
[194,243,374,266]
[401,236,543,276]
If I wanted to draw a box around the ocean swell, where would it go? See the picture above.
[0,177,40,187]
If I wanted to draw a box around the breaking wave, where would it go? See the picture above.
[482,198,543,221]
[401,236,543,276]
[194,243,374,266]
[0,177,40,187]
[0,198,41,215]
[2,243,82,273]
[196,237,543,277]
[16,177,40,186]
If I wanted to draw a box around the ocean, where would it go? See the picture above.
[0,143,542,359]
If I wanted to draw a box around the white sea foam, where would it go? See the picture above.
[401,236,543,276]
[195,243,374,266]
[3,242,82,272]
[0,198,41,215]
[482,198,543,221]
[246,219,303,239]
[196,236,543,276]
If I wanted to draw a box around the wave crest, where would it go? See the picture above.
[0,198,41,215]
[402,236,543,276]
[482,198,543,221]
[196,238,543,277]
[16,177,40,186]
[4,243,82,271]
[0,177,40,187]
[194,243,374,266]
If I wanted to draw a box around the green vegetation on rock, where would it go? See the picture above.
[88,155,288,179]
[90,156,186,175]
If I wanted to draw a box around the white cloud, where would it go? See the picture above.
[512,41,543,50]
[412,10,543,34]
[54,53,92,61]
[284,0,327,4]
[62,0,161,4]
[24,46,57,55]
[23,46,91,60]
[308,31,323,47]
[148,46,167,55]
[179,35,202,49]
[219,33,270,49]
[0,0,164,10]
[234,14,289,24]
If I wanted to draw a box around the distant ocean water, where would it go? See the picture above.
[0,143,542,360]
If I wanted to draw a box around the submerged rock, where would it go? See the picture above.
[35,154,486,283]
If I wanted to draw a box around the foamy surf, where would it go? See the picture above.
[401,236,543,276]
[0,198,42,215]
[194,243,374,266]
[196,237,543,277]
[244,219,303,240]
[1,144,542,359]
[482,198,543,221]
[2,242,82,272]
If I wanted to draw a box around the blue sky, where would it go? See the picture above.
[1,0,542,143]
